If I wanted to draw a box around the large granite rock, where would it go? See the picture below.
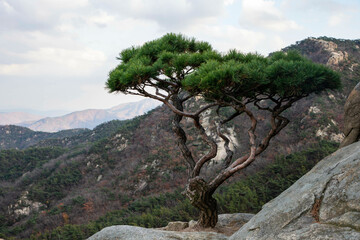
[230,141,360,240]
[87,225,228,240]
[87,213,255,240]
[160,213,254,232]
[216,213,255,234]
[340,82,360,148]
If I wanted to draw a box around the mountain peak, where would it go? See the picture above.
[1,99,161,132]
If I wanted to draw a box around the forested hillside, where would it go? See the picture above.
[0,37,359,239]
[0,125,89,150]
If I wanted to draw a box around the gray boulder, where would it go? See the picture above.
[87,225,228,240]
[161,221,189,231]
[340,82,360,148]
[217,213,254,228]
[88,213,254,240]
[230,141,360,240]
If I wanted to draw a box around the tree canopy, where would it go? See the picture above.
[107,33,220,95]
[183,50,341,100]
[107,33,340,103]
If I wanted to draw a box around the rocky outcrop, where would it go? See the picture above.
[327,50,348,67]
[230,141,360,240]
[161,221,189,231]
[8,191,44,218]
[87,225,228,240]
[216,213,254,229]
[311,38,349,68]
[88,213,254,240]
[340,82,360,148]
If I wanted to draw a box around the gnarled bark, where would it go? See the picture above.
[171,95,196,171]
[184,177,218,228]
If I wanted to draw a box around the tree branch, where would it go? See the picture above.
[228,108,257,169]
[209,106,257,192]
[216,122,233,168]
[135,87,167,102]
[153,76,179,87]
[191,115,218,178]
[155,87,168,99]
[216,109,241,168]
[220,110,242,125]
[256,114,289,155]
[194,103,218,116]
[171,95,196,172]
[180,93,196,103]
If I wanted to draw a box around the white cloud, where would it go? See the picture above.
[0,31,74,51]
[57,9,117,30]
[91,0,226,30]
[282,0,351,12]
[0,47,106,76]
[328,13,346,27]
[40,0,89,9]
[0,64,29,75]
[270,35,286,51]
[185,24,266,53]
[0,0,89,31]
[240,0,300,31]
[86,10,115,27]
[1,0,15,13]
[224,0,235,6]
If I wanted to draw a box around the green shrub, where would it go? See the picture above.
[0,147,65,181]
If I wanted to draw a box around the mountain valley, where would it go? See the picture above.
[0,36,359,239]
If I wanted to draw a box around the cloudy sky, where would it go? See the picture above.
[1,0,359,115]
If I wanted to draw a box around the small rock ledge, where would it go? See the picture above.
[87,225,228,240]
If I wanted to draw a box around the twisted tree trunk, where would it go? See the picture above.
[184,177,218,228]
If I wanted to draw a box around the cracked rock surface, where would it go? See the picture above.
[87,225,228,240]
[230,141,360,240]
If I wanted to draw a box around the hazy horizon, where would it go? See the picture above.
[0,98,161,117]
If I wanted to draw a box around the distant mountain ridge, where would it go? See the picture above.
[0,112,43,125]
[20,109,117,133]
[2,99,161,132]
